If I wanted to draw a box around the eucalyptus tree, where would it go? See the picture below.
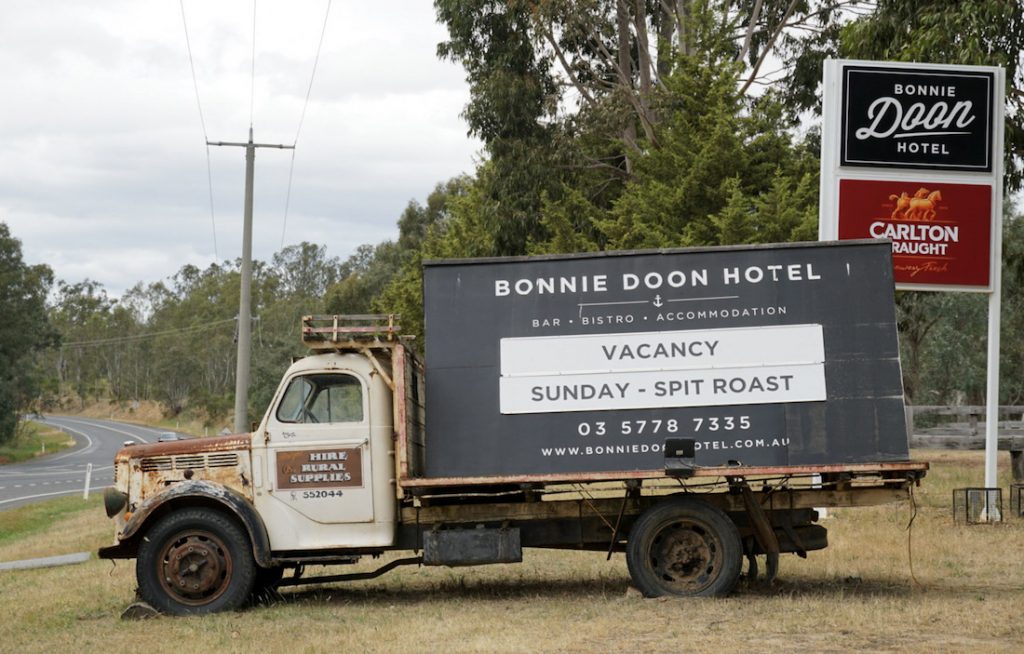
[0,222,55,442]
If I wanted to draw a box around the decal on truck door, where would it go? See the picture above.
[276,447,364,489]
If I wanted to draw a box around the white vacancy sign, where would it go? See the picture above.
[499,325,826,414]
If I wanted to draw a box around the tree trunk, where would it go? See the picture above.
[656,1,674,79]
[678,0,692,56]
[618,0,636,174]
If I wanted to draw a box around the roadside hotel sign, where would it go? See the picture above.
[819,60,1005,292]
[819,58,1006,499]
[840,66,995,172]
[422,242,909,479]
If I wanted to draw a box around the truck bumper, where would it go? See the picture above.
[97,542,134,560]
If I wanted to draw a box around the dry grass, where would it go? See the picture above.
[72,398,225,437]
[1,450,1022,653]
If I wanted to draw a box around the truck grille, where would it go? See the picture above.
[140,453,239,472]
[207,453,239,467]
[176,455,205,469]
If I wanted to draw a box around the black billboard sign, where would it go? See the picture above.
[422,241,909,478]
[841,65,994,171]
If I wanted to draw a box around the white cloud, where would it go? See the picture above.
[0,1,480,297]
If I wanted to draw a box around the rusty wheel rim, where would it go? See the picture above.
[648,520,723,594]
[157,529,233,606]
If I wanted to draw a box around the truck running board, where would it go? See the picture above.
[276,556,423,588]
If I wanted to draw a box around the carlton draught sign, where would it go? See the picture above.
[422,242,909,479]
[838,179,992,287]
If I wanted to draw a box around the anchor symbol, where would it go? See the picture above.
[652,295,664,308]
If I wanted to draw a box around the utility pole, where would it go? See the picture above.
[208,128,293,433]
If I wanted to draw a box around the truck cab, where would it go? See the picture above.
[100,319,408,614]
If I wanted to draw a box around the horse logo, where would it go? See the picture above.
[889,188,942,221]
[888,192,911,220]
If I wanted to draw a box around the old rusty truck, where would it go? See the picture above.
[100,240,927,615]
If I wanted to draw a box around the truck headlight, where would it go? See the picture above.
[103,487,128,518]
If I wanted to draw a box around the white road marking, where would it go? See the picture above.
[34,423,95,462]
[69,416,167,435]
[2,416,145,511]
[51,417,151,444]
[0,465,113,478]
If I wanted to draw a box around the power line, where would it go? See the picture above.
[250,0,257,129]
[281,148,298,248]
[204,145,218,260]
[179,0,220,261]
[281,0,333,248]
[293,0,332,149]
[62,318,237,348]
[179,1,209,140]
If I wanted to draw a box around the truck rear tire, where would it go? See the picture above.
[626,497,742,598]
[136,508,256,615]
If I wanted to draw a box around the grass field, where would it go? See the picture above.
[0,450,1022,653]
[0,421,75,465]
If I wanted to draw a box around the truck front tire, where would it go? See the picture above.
[137,508,256,615]
[626,497,742,598]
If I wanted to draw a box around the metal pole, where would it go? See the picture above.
[234,128,256,434]
[984,293,1002,491]
[983,67,1007,515]
[207,131,292,434]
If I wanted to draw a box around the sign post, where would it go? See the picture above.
[820,59,1006,502]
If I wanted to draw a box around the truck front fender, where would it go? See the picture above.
[102,480,273,567]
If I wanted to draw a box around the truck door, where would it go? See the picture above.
[262,371,374,523]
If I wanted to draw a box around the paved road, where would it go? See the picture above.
[0,416,168,511]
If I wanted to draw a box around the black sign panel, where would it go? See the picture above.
[841,65,994,171]
[422,241,909,478]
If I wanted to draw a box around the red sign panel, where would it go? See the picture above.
[837,179,992,288]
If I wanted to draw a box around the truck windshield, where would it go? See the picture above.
[276,374,364,424]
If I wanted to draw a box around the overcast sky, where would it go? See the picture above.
[0,1,480,297]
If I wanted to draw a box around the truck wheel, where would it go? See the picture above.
[626,497,742,598]
[137,508,256,615]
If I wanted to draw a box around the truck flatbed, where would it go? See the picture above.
[397,460,928,488]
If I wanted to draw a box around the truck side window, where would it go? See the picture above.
[275,374,364,424]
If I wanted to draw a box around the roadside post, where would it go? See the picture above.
[819,60,1006,516]
[83,463,93,500]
